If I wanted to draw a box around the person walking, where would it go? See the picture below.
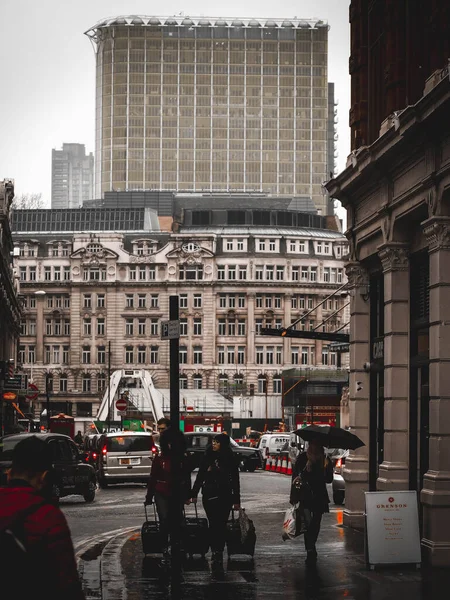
[290,438,333,565]
[189,433,240,567]
[0,436,85,600]
[74,430,84,448]
[144,427,191,561]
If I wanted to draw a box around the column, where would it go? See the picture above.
[283,293,292,366]
[35,292,46,365]
[343,261,370,529]
[422,217,450,565]
[377,243,409,490]
[246,293,255,365]
[314,296,323,366]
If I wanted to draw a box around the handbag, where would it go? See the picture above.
[238,507,251,544]
[290,477,313,507]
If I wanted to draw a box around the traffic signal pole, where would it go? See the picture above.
[168,295,182,594]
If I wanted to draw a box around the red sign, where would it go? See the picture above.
[116,398,128,412]
[26,383,39,402]
[3,391,17,401]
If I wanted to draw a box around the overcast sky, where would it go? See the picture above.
[0,0,350,222]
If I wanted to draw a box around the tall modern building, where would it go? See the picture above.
[85,16,332,214]
[51,144,94,209]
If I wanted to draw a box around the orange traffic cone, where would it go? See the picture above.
[286,458,292,476]
[276,456,282,473]
[265,456,271,471]
[281,456,287,474]
[271,455,277,471]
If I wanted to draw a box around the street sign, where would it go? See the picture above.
[3,391,17,402]
[116,397,128,412]
[25,383,39,402]
[3,374,27,391]
[160,319,180,340]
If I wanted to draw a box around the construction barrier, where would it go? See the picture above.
[271,455,277,472]
[265,456,271,471]
[276,456,282,473]
[281,455,287,474]
[286,458,292,476]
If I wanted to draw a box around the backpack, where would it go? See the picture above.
[0,501,46,585]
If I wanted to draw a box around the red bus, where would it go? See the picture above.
[49,413,75,439]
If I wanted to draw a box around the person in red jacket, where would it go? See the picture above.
[0,436,85,600]
[144,427,191,560]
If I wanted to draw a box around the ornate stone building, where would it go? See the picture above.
[12,201,348,430]
[326,1,450,566]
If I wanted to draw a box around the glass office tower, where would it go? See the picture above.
[85,16,329,213]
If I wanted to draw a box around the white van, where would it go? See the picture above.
[97,431,157,488]
[257,433,290,467]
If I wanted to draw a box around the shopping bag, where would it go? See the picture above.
[238,507,251,544]
[281,503,311,541]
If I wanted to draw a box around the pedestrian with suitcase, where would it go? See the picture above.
[144,428,191,563]
[189,432,241,569]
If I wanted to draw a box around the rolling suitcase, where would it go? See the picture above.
[226,508,256,558]
[182,503,210,558]
[141,504,164,555]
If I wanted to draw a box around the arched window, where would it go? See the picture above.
[59,374,68,393]
[97,373,106,393]
[193,374,203,390]
[273,375,282,394]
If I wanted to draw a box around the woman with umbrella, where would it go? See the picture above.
[290,437,333,565]
[291,425,364,565]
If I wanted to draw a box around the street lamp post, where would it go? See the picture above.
[45,372,51,431]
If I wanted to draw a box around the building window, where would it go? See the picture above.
[310,267,317,282]
[180,294,188,309]
[301,346,309,365]
[322,346,329,365]
[46,374,53,392]
[52,345,60,363]
[237,320,246,336]
[193,346,202,364]
[54,267,61,281]
[28,346,36,364]
[97,374,106,393]
[258,239,266,252]
[83,318,91,336]
[258,376,267,394]
[291,347,299,365]
[138,318,146,335]
[218,346,225,364]
[62,346,69,364]
[82,375,91,393]
[238,266,247,280]
[227,346,235,364]
[228,320,236,336]
[44,266,51,281]
[97,318,105,336]
[193,318,202,336]
[18,346,26,364]
[255,319,263,334]
[129,267,137,281]
[125,319,134,336]
[97,294,105,308]
[82,346,91,364]
[19,267,26,281]
[59,375,68,393]
[137,294,146,308]
[139,266,147,281]
[276,266,284,281]
[180,375,188,389]
[266,347,274,364]
[237,346,245,364]
[238,295,245,308]
[273,376,282,394]
[237,240,244,251]
[276,346,283,364]
[137,346,146,364]
[180,318,188,336]
[228,295,236,309]
[150,319,159,335]
[179,346,188,364]
[180,265,203,280]
[126,294,134,308]
[256,347,264,365]
[219,294,226,308]
[125,346,134,364]
[29,267,36,281]
[63,267,71,281]
[255,266,264,280]
[46,319,52,335]
[265,296,272,309]
[228,265,236,280]
[218,266,225,280]
[193,294,202,308]
[292,267,299,281]
[97,346,106,364]
[150,294,159,308]
[193,374,203,390]
[64,319,70,336]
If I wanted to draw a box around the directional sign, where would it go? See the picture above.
[116,397,128,412]
[160,319,180,340]
[3,374,27,391]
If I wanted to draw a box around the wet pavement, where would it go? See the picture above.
[77,505,450,599]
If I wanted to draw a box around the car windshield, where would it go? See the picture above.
[106,435,152,452]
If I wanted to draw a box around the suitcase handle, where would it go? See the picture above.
[184,501,200,522]
[144,502,158,522]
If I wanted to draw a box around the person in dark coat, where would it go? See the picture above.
[0,436,85,600]
[190,433,241,566]
[144,428,191,558]
[290,438,333,565]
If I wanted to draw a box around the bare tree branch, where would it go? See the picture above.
[12,192,44,209]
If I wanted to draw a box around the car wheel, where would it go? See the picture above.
[83,480,96,503]
[333,491,345,505]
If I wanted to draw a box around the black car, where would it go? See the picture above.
[0,432,97,503]
[184,432,262,472]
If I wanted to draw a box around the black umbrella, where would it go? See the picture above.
[294,425,365,451]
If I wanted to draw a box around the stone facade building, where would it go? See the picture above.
[12,201,348,430]
[325,1,450,566]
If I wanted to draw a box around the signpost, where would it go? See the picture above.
[365,491,421,569]
[160,319,180,340]
[116,397,128,412]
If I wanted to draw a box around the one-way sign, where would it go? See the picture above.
[161,319,180,340]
